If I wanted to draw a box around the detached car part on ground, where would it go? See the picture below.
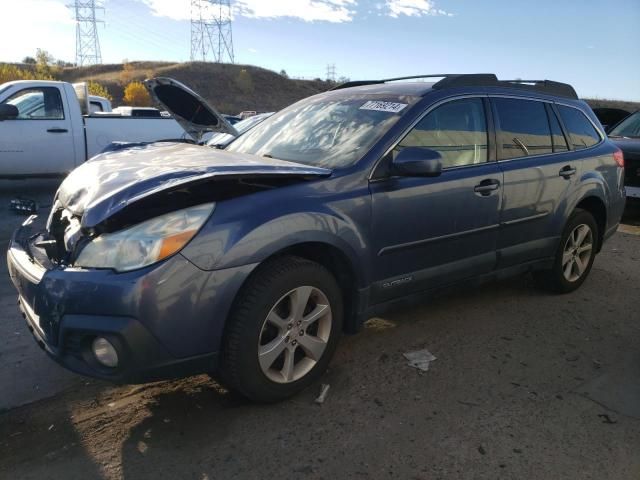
[7,75,626,402]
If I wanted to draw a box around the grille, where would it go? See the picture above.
[63,332,88,361]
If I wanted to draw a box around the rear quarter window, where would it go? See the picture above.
[557,105,601,150]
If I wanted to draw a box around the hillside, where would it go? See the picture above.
[7,61,640,115]
[57,61,331,114]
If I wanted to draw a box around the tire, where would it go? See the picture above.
[220,255,343,402]
[533,208,599,293]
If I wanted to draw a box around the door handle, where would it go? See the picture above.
[474,179,500,196]
[559,165,576,178]
[47,128,68,133]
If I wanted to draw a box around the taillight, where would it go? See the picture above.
[613,148,624,168]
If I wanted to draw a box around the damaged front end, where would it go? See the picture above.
[7,142,331,381]
[29,141,331,269]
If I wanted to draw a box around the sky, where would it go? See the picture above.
[1,0,639,101]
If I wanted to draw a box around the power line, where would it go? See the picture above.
[190,0,234,63]
[105,9,186,60]
[69,0,104,66]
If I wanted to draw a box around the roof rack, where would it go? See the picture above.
[331,74,578,99]
[497,79,578,99]
[330,74,463,91]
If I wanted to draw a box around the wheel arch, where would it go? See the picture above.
[574,195,607,252]
[230,241,365,335]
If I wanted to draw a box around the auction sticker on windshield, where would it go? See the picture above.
[359,101,408,113]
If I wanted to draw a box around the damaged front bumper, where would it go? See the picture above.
[7,215,256,383]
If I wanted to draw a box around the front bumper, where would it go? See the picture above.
[7,216,256,383]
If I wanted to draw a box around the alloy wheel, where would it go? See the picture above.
[257,286,332,383]
[562,224,593,282]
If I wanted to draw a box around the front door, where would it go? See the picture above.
[0,86,75,176]
[370,97,502,303]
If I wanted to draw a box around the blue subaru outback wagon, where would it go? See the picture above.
[7,75,626,401]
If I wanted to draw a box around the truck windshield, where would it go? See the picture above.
[227,93,419,168]
[609,111,640,138]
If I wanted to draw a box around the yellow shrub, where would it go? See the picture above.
[123,81,151,107]
[0,64,36,83]
[87,80,112,101]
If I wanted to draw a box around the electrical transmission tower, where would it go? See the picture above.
[190,0,235,63]
[326,64,336,82]
[69,1,104,66]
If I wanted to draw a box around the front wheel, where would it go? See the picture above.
[220,255,343,402]
[533,208,598,293]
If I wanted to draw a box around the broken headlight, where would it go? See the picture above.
[74,203,215,272]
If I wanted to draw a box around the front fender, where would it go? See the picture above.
[181,189,372,287]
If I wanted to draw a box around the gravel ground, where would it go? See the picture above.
[0,182,639,479]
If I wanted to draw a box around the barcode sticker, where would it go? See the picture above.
[359,101,408,113]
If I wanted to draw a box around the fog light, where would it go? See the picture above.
[92,337,118,368]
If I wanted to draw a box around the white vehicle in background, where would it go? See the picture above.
[89,95,112,113]
[238,110,257,119]
[12,90,112,115]
[111,106,164,117]
[0,80,193,178]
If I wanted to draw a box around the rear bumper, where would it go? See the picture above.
[7,216,256,384]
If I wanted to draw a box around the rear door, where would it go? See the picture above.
[492,96,577,267]
[0,86,75,176]
[370,97,502,302]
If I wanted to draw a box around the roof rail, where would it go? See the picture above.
[330,74,578,99]
[498,79,578,99]
[330,74,460,91]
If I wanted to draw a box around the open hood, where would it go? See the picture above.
[144,77,238,143]
[54,142,331,229]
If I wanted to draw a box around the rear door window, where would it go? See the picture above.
[557,105,601,149]
[492,98,553,160]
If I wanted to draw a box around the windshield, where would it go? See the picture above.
[609,111,640,138]
[227,93,419,168]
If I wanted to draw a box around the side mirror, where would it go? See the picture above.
[392,147,443,177]
[0,104,19,121]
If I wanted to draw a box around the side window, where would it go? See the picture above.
[557,105,601,150]
[2,87,64,120]
[89,101,103,113]
[546,105,569,152]
[493,98,553,160]
[395,98,488,169]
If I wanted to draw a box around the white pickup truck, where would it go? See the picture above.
[0,80,188,178]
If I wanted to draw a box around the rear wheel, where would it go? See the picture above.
[533,209,598,293]
[220,255,343,402]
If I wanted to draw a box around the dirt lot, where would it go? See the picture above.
[0,182,639,480]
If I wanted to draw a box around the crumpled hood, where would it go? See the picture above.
[55,142,331,228]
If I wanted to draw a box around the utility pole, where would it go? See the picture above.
[69,0,104,66]
[326,63,336,82]
[190,0,235,63]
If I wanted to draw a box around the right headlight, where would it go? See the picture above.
[75,203,215,272]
